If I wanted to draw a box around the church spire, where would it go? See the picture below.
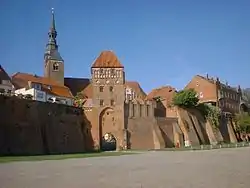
[46,8,58,52]
[44,8,63,61]
[51,8,56,32]
[44,8,64,85]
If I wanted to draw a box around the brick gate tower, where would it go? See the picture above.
[91,51,127,150]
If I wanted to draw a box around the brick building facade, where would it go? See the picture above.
[185,74,248,115]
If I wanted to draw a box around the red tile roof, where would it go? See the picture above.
[146,86,177,103]
[12,72,73,98]
[125,81,147,99]
[91,51,124,68]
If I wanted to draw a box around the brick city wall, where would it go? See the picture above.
[0,95,86,156]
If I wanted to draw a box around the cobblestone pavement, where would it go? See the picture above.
[0,148,250,188]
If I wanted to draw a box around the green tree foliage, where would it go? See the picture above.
[243,89,250,104]
[235,112,250,133]
[73,92,86,108]
[198,103,221,129]
[172,89,199,108]
[75,92,85,100]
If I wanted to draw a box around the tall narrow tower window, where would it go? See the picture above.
[110,69,115,77]
[109,86,114,92]
[53,62,59,71]
[100,99,104,106]
[110,99,115,106]
[99,86,104,92]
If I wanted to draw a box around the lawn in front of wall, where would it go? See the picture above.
[0,151,136,163]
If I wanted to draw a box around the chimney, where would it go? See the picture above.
[28,81,32,89]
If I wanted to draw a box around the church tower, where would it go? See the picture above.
[44,8,64,85]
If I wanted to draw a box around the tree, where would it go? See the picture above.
[242,89,250,104]
[73,92,86,108]
[235,112,250,133]
[75,92,86,100]
[172,89,199,108]
[198,103,221,129]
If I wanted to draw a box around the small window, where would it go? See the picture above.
[111,69,115,75]
[146,105,150,116]
[109,86,114,92]
[139,104,143,117]
[132,104,136,117]
[53,62,59,71]
[126,94,132,100]
[110,99,115,106]
[99,86,104,92]
[100,99,104,106]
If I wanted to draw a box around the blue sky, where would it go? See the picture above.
[0,0,250,92]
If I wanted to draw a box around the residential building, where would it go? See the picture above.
[0,65,14,94]
[146,86,178,118]
[12,73,74,106]
[185,74,247,114]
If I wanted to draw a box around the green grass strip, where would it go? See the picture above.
[0,152,136,163]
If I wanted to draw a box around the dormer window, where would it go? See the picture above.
[32,83,42,90]
[53,62,59,71]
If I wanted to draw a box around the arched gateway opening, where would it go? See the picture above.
[101,133,117,151]
[99,107,117,151]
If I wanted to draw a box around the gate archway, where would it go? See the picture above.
[99,107,117,151]
[101,133,117,151]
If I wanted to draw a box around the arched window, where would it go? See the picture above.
[53,62,59,71]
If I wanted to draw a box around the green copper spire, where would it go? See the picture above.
[46,8,57,51]
[44,8,63,61]
[51,8,56,32]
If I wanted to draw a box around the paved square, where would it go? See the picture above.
[0,148,250,188]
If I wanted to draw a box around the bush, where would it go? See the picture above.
[172,89,199,108]
[73,92,86,108]
[235,112,250,133]
[198,103,221,129]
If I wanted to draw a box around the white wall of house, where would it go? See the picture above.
[15,87,73,105]
[46,94,73,106]
[15,88,46,102]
